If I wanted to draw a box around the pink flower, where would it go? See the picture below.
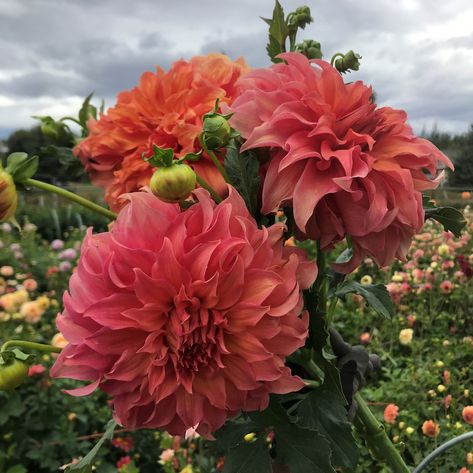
[159,449,175,464]
[28,364,46,376]
[444,394,452,409]
[383,403,399,424]
[230,52,451,273]
[23,278,38,291]
[359,332,371,345]
[440,280,454,294]
[51,188,316,436]
[463,406,473,425]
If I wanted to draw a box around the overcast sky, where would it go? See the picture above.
[0,0,472,139]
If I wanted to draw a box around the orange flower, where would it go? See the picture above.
[74,54,250,210]
[461,191,471,199]
[422,420,440,437]
[463,405,473,425]
[383,403,399,424]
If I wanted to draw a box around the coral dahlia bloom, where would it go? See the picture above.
[422,420,440,437]
[74,54,249,210]
[463,406,473,425]
[230,52,452,272]
[383,403,399,424]
[51,187,316,436]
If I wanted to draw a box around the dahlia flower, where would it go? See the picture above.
[383,403,399,424]
[230,52,452,272]
[74,54,249,210]
[51,187,316,435]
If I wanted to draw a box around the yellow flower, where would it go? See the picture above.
[437,384,446,393]
[399,328,413,345]
[360,275,373,285]
[13,290,28,305]
[244,432,256,442]
[36,296,50,310]
[437,244,450,256]
[405,427,415,435]
[430,261,438,269]
[435,360,444,368]
[180,466,193,473]
[398,422,406,430]
[0,167,18,223]
[391,273,403,282]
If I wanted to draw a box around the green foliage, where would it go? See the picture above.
[5,152,39,183]
[224,146,260,216]
[335,281,395,319]
[423,195,466,237]
[67,420,117,473]
[263,1,288,63]
[222,439,272,473]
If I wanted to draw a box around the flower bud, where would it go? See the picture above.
[405,427,415,435]
[0,168,18,223]
[288,6,313,31]
[295,39,322,59]
[335,50,362,74]
[244,432,256,442]
[202,115,232,150]
[0,359,29,391]
[150,164,196,203]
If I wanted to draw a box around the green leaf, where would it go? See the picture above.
[67,420,116,473]
[214,417,259,450]
[295,385,358,469]
[335,281,394,319]
[223,438,272,473]
[224,147,260,216]
[6,465,27,473]
[78,93,97,128]
[423,196,466,237]
[249,396,290,428]
[276,423,335,473]
[5,152,39,183]
[264,0,288,63]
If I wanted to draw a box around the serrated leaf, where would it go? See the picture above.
[335,281,394,319]
[264,0,288,62]
[275,423,335,473]
[224,147,260,216]
[295,385,358,469]
[223,439,272,473]
[78,93,97,128]
[249,396,290,428]
[67,420,116,472]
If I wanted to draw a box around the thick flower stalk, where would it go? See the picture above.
[51,187,317,436]
[74,54,250,210]
[230,52,453,272]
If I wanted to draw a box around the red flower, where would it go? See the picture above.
[28,364,46,377]
[116,456,131,469]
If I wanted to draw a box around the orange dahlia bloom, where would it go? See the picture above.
[74,54,250,210]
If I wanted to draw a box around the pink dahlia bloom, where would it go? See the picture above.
[230,52,453,272]
[51,187,316,436]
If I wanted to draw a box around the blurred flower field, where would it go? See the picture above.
[0,206,472,473]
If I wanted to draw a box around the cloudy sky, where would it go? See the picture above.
[0,0,472,139]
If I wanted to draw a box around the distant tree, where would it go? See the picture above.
[4,126,87,184]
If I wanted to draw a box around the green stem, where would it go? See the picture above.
[195,175,222,203]
[24,178,116,220]
[1,340,62,354]
[202,143,230,182]
[330,52,344,66]
[354,393,410,472]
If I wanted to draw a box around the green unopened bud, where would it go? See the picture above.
[0,167,18,223]
[0,359,28,391]
[202,115,232,150]
[33,115,70,141]
[150,164,196,203]
[334,50,362,74]
[288,6,313,31]
[295,39,322,59]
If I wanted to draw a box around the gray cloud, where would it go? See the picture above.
[0,0,472,134]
